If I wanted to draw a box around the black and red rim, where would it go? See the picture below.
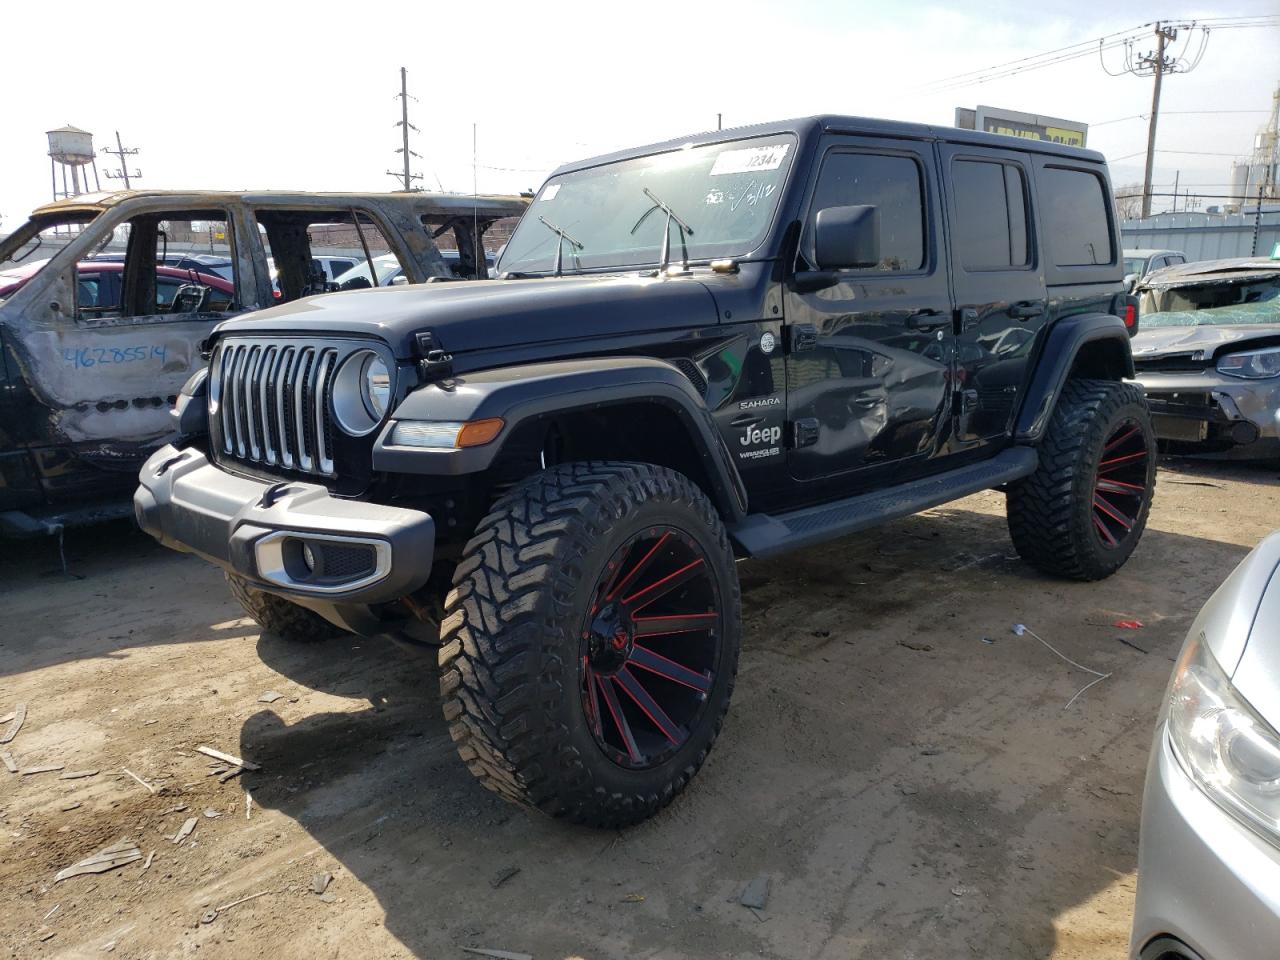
[579,525,722,770]
[1092,418,1149,549]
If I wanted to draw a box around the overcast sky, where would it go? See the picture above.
[0,0,1275,226]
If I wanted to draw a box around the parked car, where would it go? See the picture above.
[0,189,527,537]
[1,260,236,311]
[1125,248,1188,291]
[1131,531,1280,960]
[1131,257,1280,460]
[332,253,405,288]
[333,250,495,289]
[86,252,236,280]
[268,254,361,292]
[136,115,1151,828]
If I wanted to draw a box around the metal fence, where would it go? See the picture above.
[1121,208,1280,262]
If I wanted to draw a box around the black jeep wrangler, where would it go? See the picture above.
[135,116,1154,827]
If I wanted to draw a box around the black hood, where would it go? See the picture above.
[217,274,722,358]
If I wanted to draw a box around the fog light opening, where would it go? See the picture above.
[1229,420,1260,446]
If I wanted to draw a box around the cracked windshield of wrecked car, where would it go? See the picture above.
[497,134,797,276]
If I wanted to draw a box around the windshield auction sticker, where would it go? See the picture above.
[710,143,791,176]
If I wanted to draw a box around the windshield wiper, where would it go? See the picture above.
[630,188,695,275]
[537,216,585,277]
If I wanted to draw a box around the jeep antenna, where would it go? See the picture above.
[474,122,481,278]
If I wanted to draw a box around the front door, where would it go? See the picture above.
[784,137,952,486]
[938,145,1047,446]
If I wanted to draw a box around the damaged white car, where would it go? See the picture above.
[1131,257,1280,462]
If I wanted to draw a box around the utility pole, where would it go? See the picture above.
[717,113,722,131]
[1139,22,1177,218]
[1171,170,1179,214]
[386,67,423,192]
[101,130,141,189]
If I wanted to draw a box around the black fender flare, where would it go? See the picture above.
[372,356,748,521]
[1015,313,1136,443]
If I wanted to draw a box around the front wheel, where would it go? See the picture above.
[226,573,340,642]
[438,461,741,828]
[1007,378,1157,580]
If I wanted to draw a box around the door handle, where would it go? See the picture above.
[906,309,948,331]
[1009,301,1045,320]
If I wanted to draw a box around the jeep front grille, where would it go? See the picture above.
[210,339,339,477]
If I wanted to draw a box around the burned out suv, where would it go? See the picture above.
[135,116,1154,827]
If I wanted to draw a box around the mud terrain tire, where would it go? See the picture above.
[1007,378,1156,580]
[438,461,741,828]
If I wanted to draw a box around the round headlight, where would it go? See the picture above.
[363,355,391,418]
[333,349,394,436]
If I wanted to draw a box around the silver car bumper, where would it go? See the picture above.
[134,444,435,607]
[1136,370,1280,459]
[1131,727,1280,959]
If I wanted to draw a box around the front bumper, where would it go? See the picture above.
[1135,370,1280,459]
[134,444,435,608]
[1131,727,1280,959]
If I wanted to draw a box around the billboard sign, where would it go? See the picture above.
[955,105,1088,148]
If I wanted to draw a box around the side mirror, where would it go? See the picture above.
[390,275,409,286]
[814,205,880,271]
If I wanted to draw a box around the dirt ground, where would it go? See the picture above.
[1,456,1277,960]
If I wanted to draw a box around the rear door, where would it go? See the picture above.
[783,136,953,486]
[939,145,1045,447]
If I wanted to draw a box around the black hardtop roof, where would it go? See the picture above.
[552,115,1107,177]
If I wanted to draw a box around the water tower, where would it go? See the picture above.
[47,124,102,202]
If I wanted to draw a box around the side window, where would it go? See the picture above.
[255,209,408,302]
[1168,255,1185,266]
[809,152,925,272]
[78,211,242,322]
[77,274,103,310]
[952,159,1030,270]
[1039,166,1114,267]
[421,214,520,280]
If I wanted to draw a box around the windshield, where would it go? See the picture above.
[1124,257,1146,275]
[0,212,108,299]
[1139,270,1280,318]
[498,134,797,275]
[1142,296,1280,328]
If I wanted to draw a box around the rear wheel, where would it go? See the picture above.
[438,461,741,828]
[226,573,340,642]
[1007,378,1156,580]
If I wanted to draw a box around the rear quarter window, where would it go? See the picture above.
[951,158,1030,270]
[1039,166,1114,268]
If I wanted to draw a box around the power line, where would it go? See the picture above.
[923,16,1276,92]
[1108,148,1252,162]
[1091,109,1269,126]
[922,21,1150,89]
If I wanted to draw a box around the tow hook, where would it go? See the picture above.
[257,482,296,509]
[155,451,189,477]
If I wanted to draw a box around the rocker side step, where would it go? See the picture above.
[729,446,1039,559]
